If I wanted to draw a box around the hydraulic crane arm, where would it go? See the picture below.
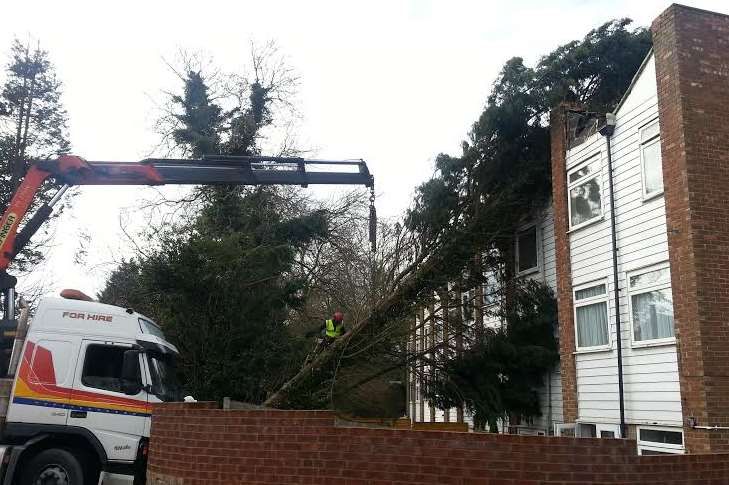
[0,155,375,280]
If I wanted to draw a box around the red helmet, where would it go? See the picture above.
[333,311,344,322]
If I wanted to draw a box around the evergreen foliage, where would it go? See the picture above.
[404,20,649,426]
[425,281,558,430]
[266,19,651,413]
[99,64,326,402]
[0,39,70,272]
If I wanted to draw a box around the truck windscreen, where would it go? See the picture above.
[147,352,183,402]
[139,317,166,339]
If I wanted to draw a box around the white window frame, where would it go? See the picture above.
[573,279,611,352]
[554,423,575,437]
[515,223,541,276]
[627,262,675,348]
[596,423,621,439]
[482,270,500,307]
[639,118,663,201]
[567,153,604,231]
[461,289,475,323]
[637,426,684,455]
[575,422,621,438]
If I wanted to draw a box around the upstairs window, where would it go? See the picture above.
[640,120,663,199]
[628,265,674,344]
[568,155,603,229]
[574,281,609,349]
[515,225,539,274]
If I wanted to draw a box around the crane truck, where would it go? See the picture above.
[0,154,375,485]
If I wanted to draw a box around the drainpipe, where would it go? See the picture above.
[599,113,626,438]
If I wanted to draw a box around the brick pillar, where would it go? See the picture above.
[652,4,729,453]
[550,103,579,424]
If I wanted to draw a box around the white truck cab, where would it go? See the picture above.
[0,292,181,484]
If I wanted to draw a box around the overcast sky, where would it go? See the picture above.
[2,0,727,297]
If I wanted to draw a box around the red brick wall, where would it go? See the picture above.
[146,403,729,484]
[550,103,579,423]
[652,4,729,453]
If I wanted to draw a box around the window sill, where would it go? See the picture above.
[567,215,605,234]
[631,338,676,349]
[642,190,664,203]
[572,346,613,355]
[517,267,540,277]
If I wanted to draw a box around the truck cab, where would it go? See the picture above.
[0,292,181,484]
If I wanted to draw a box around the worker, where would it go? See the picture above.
[304,311,346,365]
[323,311,346,342]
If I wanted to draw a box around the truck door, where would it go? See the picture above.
[67,340,149,462]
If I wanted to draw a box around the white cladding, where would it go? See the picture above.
[530,206,563,430]
[565,55,682,427]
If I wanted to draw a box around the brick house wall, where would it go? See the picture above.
[652,4,729,453]
[147,403,729,484]
[550,103,580,424]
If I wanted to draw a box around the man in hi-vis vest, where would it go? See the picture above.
[322,311,346,343]
[305,311,346,365]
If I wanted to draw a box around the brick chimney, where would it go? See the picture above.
[550,103,581,425]
[653,4,729,453]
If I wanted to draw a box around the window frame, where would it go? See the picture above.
[627,262,675,348]
[639,118,664,201]
[575,422,622,438]
[554,423,575,437]
[637,426,684,455]
[482,257,503,308]
[81,342,141,394]
[573,279,611,352]
[461,289,476,323]
[567,153,604,231]
[515,223,541,276]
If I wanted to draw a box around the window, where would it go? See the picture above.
[579,423,597,438]
[574,282,609,349]
[139,317,166,339]
[637,427,684,455]
[515,225,539,274]
[82,344,140,393]
[577,423,620,438]
[147,352,182,402]
[461,292,474,322]
[640,120,663,198]
[554,423,575,437]
[483,263,501,306]
[628,265,674,344]
[568,155,603,228]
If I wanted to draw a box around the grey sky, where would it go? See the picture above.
[2,0,727,296]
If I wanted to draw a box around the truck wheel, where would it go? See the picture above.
[20,448,85,485]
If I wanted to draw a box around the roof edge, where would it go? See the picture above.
[613,48,654,115]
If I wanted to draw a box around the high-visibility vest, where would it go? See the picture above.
[325,319,344,338]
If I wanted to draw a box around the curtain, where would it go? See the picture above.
[632,289,674,341]
[576,302,609,347]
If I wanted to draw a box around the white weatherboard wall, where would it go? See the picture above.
[530,206,563,430]
[565,55,682,427]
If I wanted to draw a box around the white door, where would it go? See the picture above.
[67,340,149,462]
